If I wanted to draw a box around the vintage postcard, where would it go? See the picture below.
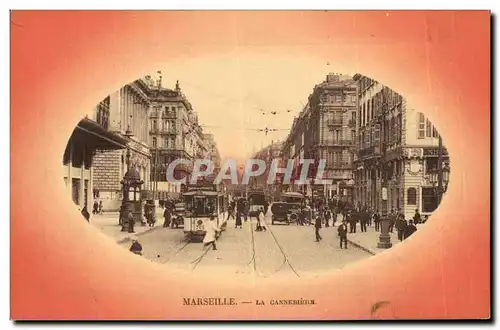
[10,10,491,321]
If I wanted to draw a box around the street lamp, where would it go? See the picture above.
[428,161,450,204]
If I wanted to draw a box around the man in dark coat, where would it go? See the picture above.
[373,210,381,232]
[348,211,357,233]
[388,209,396,233]
[314,215,323,242]
[360,211,368,232]
[397,216,407,241]
[403,220,418,239]
[338,220,348,249]
[413,209,422,224]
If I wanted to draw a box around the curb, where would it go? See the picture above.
[116,225,163,245]
[347,238,377,256]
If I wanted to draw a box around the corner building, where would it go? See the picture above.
[352,74,449,219]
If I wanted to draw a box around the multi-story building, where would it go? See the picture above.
[92,79,152,211]
[203,133,222,168]
[62,100,128,214]
[250,141,283,195]
[281,73,357,200]
[148,80,207,198]
[352,74,449,219]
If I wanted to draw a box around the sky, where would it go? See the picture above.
[150,49,356,162]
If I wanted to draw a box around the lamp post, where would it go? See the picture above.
[377,88,392,249]
[120,125,133,232]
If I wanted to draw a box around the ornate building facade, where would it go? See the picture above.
[92,79,152,211]
[281,73,357,200]
[352,74,449,219]
[148,80,207,198]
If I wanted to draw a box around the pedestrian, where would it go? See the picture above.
[338,220,348,249]
[256,207,267,231]
[98,201,104,214]
[243,200,249,221]
[413,209,422,224]
[388,209,396,233]
[397,216,407,241]
[348,211,357,233]
[403,220,418,239]
[359,211,367,232]
[92,200,99,215]
[203,215,220,251]
[367,208,373,226]
[163,207,171,228]
[263,200,269,215]
[127,209,135,233]
[314,215,323,242]
[374,209,381,232]
[324,209,331,227]
[147,208,155,227]
[235,210,243,229]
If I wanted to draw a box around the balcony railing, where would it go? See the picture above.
[322,139,355,146]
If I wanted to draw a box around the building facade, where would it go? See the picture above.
[148,80,207,198]
[352,74,450,219]
[281,73,357,201]
[91,79,152,211]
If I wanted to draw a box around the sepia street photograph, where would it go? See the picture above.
[63,66,451,278]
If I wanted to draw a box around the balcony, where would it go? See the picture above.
[348,119,356,127]
[322,139,355,147]
[358,145,382,159]
[326,118,343,126]
[149,112,160,118]
[328,163,353,170]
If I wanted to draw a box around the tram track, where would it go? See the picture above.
[264,217,301,278]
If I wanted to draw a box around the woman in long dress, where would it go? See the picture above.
[235,210,242,229]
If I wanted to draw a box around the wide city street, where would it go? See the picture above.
[118,210,373,278]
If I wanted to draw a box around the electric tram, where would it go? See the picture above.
[182,180,228,242]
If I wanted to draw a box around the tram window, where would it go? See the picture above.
[188,196,217,216]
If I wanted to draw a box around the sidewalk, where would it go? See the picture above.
[346,223,425,255]
[346,226,400,255]
[90,208,165,244]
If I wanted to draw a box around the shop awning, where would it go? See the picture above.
[74,118,128,150]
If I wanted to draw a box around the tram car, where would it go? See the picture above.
[182,184,228,242]
[248,190,266,217]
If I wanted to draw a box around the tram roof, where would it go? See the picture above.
[183,191,220,197]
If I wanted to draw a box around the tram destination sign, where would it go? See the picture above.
[186,184,217,192]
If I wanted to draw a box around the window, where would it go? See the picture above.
[367,101,371,122]
[425,157,438,174]
[422,187,438,213]
[165,138,170,149]
[418,112,425,139]
[351,130,356,142]
[426,119,432,137]
[152,137,157,148]
[432,126,439,138]
[335,95,342,103]
[352,111,356,123]
[362,104,366,126]
[407,187,417,205]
